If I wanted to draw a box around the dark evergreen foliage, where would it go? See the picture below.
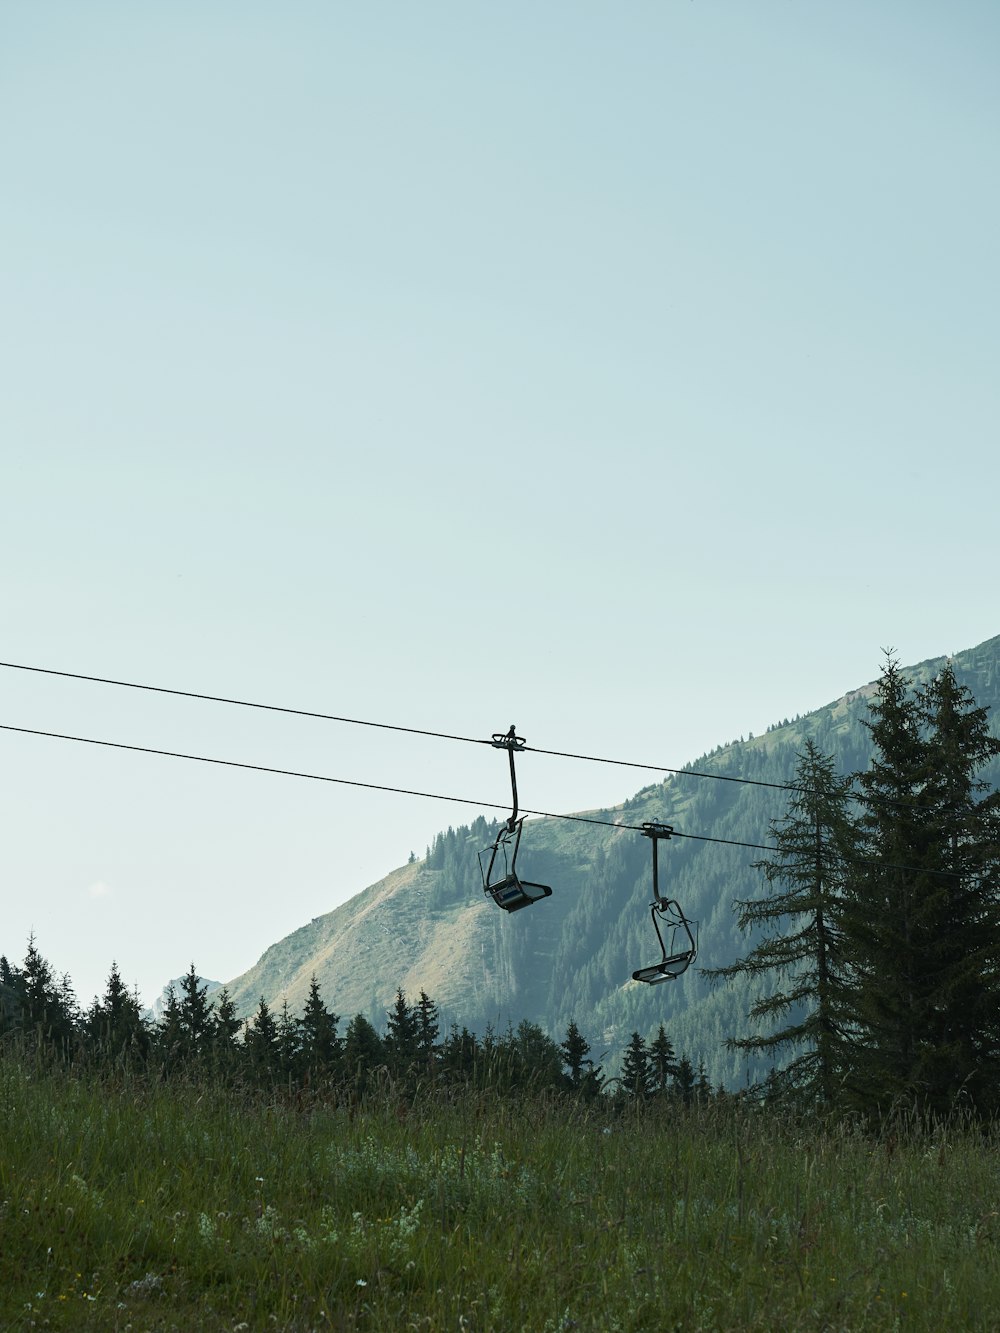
[619,1031,652,1098]
[846,658,1000,1115]
[707,741,858,1106]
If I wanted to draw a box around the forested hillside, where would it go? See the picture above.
[224,635,1000,1089]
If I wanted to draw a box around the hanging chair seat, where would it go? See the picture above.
[488,872,553,913]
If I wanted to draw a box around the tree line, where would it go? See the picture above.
[711,655,1000,1118]
[0,943,711,1105]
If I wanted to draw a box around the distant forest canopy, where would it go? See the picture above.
[0,947,711,1104]
[220,637,1000,1099]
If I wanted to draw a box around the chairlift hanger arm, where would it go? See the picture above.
[480,726,552,912]
[641,821,674,908]
[492,725,525,830]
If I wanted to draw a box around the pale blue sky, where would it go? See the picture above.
[3,2,999,1008]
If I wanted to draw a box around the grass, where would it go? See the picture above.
[2,1061,1000,1330]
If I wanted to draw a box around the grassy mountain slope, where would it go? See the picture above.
[225,634,1000,1086]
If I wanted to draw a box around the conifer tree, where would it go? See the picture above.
[560,1020,591,1090]
[847,658,1000,1113]
[0,955,23,1037]
[298,976,340,1078]
[209,987,242,1077]
[243,997,280,1082]
[674,1055,696,1105]
[156,984,184,1067]
[560,1020,603,1097]
[440,1023,478,1084]
[414,991,439,1075]
[384,988,420,1079]
[21,936,76,1053]
[513,1019,563,1090]
[695,1061,713,1102]
[177,965,214,1064]
[86,962,149,1064]
[619,1031,652,1099]
[912,664,1000,1110]
[342,1013,384,1092]
[707,741,857,1106]
[845,655,930,1112]
[648,1024,679,1096]
[276,999,300,1081]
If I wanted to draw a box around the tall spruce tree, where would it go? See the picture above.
[648,1023,679,1096]
[0,956,23,1037]
[913,664,1000,1110]
[85,962,149,1064]
[619,1031,652,1099]
[384,988,420,1080]
[707,740,857,1106]
[414,991,439,1075]
[21,936,76,1053]
[848,659,1000,1113]
[343,1013,384,1092]
[560,1020,592,1091]
[177,965,214,1064]
[298,976,340,1078]
[244,997,280,1082]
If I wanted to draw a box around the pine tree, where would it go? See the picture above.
[560,1020,603,1097]
[648,1023,679,1095]
[695,1061,713,1102]
[0,955,23,1037]
[342,1013,384,1093]
[440,1023,478,1084]
[21,936,75,1053]
[86,962,149,1064]
[276,1000,300,1081]
[674,1055,696,1105]
[298,976,340,1079]
[414,991,439,1076]
[706,741,858,1106]
[384,988,420,1080]
[560,1020,591,1091]
[846,655,931,1112]
[156,984,184,1068]
[168,965,215,1065]
[243,997,280,1083]
[849,660,1000,1113]
[913,665,1000,1109]
[513,1020,563,1090]
[209,987,242,1077]
[619,1031,652,1099]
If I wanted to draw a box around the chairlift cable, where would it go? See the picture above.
[2,662,967,814]
[0,721,780,851]
[0,660,813,795]
[522,742,810,794]
[0,661,495,751]
[0,721,969,878]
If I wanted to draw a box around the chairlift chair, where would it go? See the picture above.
[479,817,553,912]
[632,822,697,984]
[479,725,553,912]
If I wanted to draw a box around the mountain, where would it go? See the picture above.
[223,634,1000,1087]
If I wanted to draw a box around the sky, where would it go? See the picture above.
[3,2,999,1011]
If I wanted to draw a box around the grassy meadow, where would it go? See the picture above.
[2,1060,999,1331]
